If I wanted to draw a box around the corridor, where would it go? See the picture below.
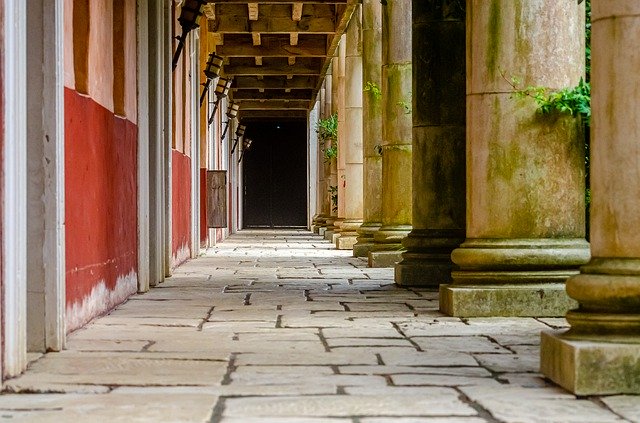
[0,231,636,422]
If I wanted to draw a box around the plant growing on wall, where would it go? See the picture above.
[328,185,338,213]
[316,113,338,162]
[363,81,382,101]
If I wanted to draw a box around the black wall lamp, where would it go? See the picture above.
[200,53,224,106]
[172,0,207,71]
[221,102,240,141]
[208,77,233,125]
[238,138,253,163]
[231,124,246,154]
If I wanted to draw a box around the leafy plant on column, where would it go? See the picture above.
[316,113,338,162]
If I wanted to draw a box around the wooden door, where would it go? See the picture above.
[207,170,227,228]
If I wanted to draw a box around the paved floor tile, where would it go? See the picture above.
[1,230,635,422]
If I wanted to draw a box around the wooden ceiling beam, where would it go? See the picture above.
[238,110,308,120]
[224,62,322,76]
[247,3,259,20]
[233,76,318,90]
[207,0,346,4]
[233,89,313,100]
[217,38,326,57]
[239,99,310,109]
[210,16,335,34]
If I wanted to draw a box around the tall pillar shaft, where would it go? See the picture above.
[336,7,364,250]
[440,0,589,316]
[395,1,466,286]
[334,38,347,241]
[541,1,640,395]
[354,0,383,258]
[369,0,412,267]
[324,60,340,239]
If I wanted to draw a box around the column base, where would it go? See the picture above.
[336,235,358,250]
[353,222,381,258]
[368,248,405,268]
[394,229,464,287]
[439,283,578,317]
[318,227,328,237]
[324,230,335,241]
[541,330,640,395]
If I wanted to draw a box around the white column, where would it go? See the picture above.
[3,0,28,377]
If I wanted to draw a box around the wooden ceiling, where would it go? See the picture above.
[203,0,358,119]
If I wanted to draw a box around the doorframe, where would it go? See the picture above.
[3,0,28,377]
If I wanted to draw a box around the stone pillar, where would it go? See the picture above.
[353,0,383,258]
[541,1,640,395]
[331,37,347,244]
[368,0,412,268]
[323,60,340,239]
[336,7,364,250]
[395,2,466,286]
[312,82,327,233]
[440,0,590,317]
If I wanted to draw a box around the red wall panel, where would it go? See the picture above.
[65,88,138,330]
[172,150,191,268]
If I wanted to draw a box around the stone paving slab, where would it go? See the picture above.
[0,230,635,422]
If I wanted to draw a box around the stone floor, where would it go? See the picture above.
[1,230,638,422]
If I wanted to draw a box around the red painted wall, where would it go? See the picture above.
[200,168,207,245]
[65,88,138,330]
[172,149,191,268]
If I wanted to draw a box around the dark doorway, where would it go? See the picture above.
[242,120,307,228]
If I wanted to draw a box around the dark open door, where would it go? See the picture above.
[243,120,307,228]
[207,170,227,228]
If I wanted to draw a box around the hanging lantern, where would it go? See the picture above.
[231,124,247,154]
[238,138,253,163]
[200,53,224,106]
[172,0,207,71]
[221,101,239,141]
[208,77,234,125]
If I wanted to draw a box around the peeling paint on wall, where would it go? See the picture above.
[65,271,137,332]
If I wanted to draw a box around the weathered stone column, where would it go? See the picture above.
[395,1,466,286]
[541,1,640,395]
[336,7,364,250]
[353,0,383,258]
[312,82,328,233]
[368,0,412,267]
[440,0,590,316]
[331,37,347,243]
[323,62,340,239]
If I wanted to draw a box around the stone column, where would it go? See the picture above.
[353,0,383,258]
[395,1,466,286]
[336,6,364,250]
[312,82,327,233]
[368,0,412,268]
[323,60,340,239]
[541,1,640,395]
[331,37,347,244]
[440,0,590,317]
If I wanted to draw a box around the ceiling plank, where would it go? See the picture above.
[238,110,308,120]
[224,61,322,76]
[208,0,346,3]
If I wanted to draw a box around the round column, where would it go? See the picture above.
[336,6,364,250]
[541,0,640,395]
[323,62,339,238]
[441,0,590,316]
[369,0,412,268]
[353,0,383,258]
[333,37,347,243]
[395,1,466,286]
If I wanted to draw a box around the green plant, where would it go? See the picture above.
[397,99,412,115]
[316,113,338,162]
[328,185,338,213]
[363,81,382,100]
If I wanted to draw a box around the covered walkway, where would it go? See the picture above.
[0,231,635,422]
